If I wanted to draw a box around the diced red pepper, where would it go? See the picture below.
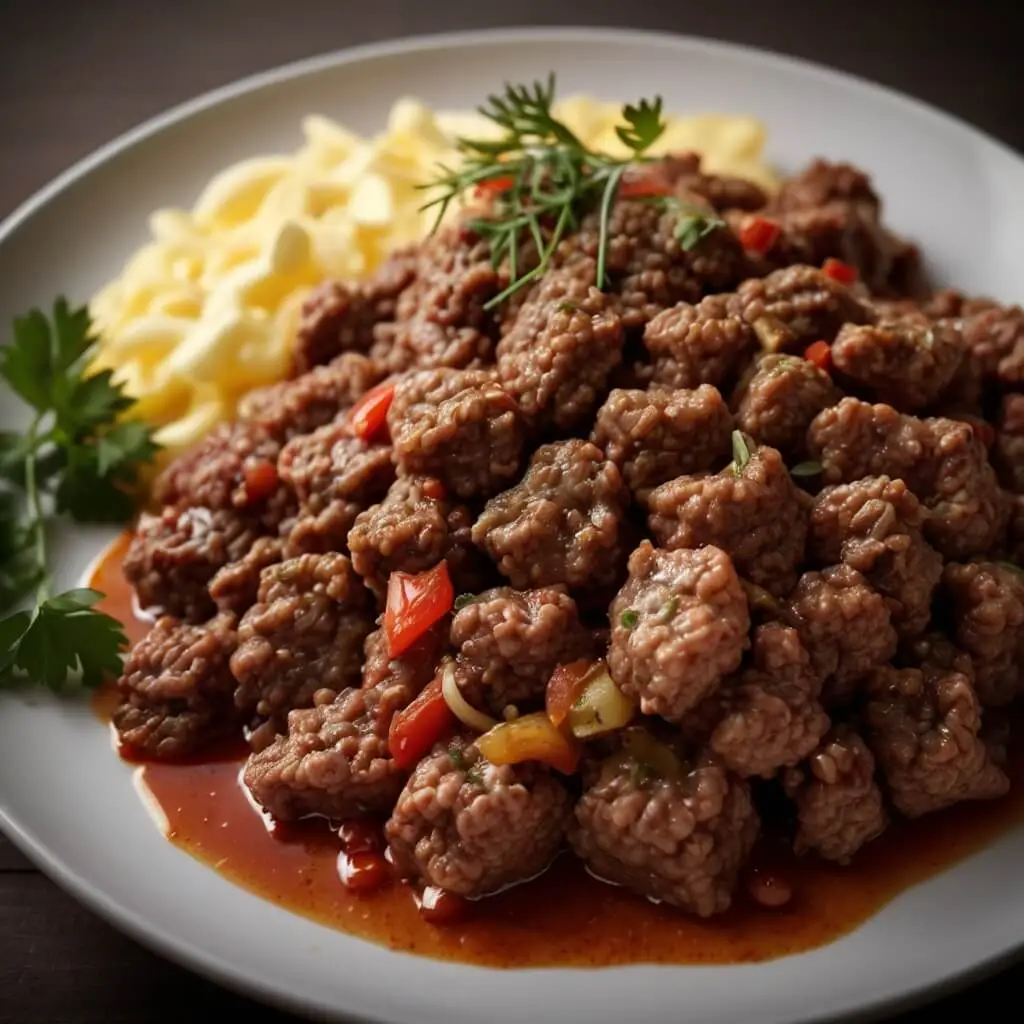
[349,381,395,442]
[384,561,454,659]
[822,257,858,284]
[545,660,594,728]
[340,852,391,894]
[618,170,673,199]
[804,340,832,373]
[473,174,515,198]
[338,820,382,856]
[738,216,781,255]
[388,675,455,771]
[241,459,279,504]
[421,478,446,501]
[419,886,470,924]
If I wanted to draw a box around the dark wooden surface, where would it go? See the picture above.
[1,1,1022,1021]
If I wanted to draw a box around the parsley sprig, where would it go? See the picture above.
[0,299,158,690]
[421,75,724,307]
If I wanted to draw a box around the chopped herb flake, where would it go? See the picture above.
[660,597,679,621]
[731,430,753,476]
[620,609,640,629]
[453,593,477,611]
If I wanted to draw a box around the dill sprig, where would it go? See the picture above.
[419,75,723,308]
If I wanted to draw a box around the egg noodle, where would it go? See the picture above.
[89,96,778,457]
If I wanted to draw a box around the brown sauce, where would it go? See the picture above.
[92,531,1024,967]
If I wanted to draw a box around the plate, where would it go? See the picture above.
[1,26,1023,1024]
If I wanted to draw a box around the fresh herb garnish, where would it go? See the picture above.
[730,430,753,476]
[421,75,717,308]
[453,593,478,612]
[0,299,158,690]
[448,743,466,769]
[790,460,823,478]
[619,609,640,629]
[660,597,679,621]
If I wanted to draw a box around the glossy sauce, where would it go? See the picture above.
[93,532,1024,967]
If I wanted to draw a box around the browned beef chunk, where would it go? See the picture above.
[385,737,571,897]
[113,613,239,759]
[473,440,631,594]
[569,741,758,917]
[231,552,373,720]
[608,541,749,720]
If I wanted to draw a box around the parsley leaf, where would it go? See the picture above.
[0,299,158,692]
[616,98,666,157]
[731,430,754,475]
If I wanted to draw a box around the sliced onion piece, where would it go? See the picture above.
[566,664,635,739]
[440,661,499,733]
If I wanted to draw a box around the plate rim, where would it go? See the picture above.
[1,23,1023,1024]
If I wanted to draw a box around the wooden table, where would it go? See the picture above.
[1,1,1021,1020]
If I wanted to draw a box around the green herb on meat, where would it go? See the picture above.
[629,761,654,787]
[619,609,640,629]
[662,199,725,249]
[420,76,718,308]
[659,597,679,621]
[790,460,823,478]
[448,744,467,769]
[0,299,158,691]
[730,430,753,476]
[453,592,479,611]
[556,300,578,313]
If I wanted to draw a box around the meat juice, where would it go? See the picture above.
[92,531,1024,967]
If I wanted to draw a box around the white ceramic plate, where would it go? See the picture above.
[1,27,1022,1024]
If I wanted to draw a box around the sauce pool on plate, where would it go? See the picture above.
[92,531,1024,968]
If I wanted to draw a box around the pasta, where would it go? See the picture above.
[89,96,778,457]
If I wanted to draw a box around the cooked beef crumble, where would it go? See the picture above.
[117,151,1024,920]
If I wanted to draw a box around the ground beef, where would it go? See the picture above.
[608,542,750,720]
[684,623,829,779]
[959,302,1024,389]
[591,385,733,500]
[807,398,1006,559]
[472,440,631,593]
[1002,494,1024,565]
[371,228,498,373]
[942,561,1024,707]
[278,423,396,556]
[732,354,840,459]
[242,628,439,821]
[901,631,977,683]
[808,477,942,637]
[830,318,962,411]
[124,506,260,622]
[495,261,624,432]
[569,746,759,916]
[644,294,756,391]
[237,353,382,441]
[208,535,284,616]
[729,264,873,348]
[451,586,592,715]
[993,394,1024,493]
[782,725,887,862]
[864,664,1009,818]
[764,160,919,296]
[788,564,897,707]
[112,613,239,759]
[293,252,417,372]
[151,421,287,524]
[385,738,571,897]
[388,368,525,499]
[566,197,747,331]
[231,552,373,720]
[348,475,482,598]
[646,444,809,597]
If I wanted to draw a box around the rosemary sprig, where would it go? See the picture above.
[419,75,722,308]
